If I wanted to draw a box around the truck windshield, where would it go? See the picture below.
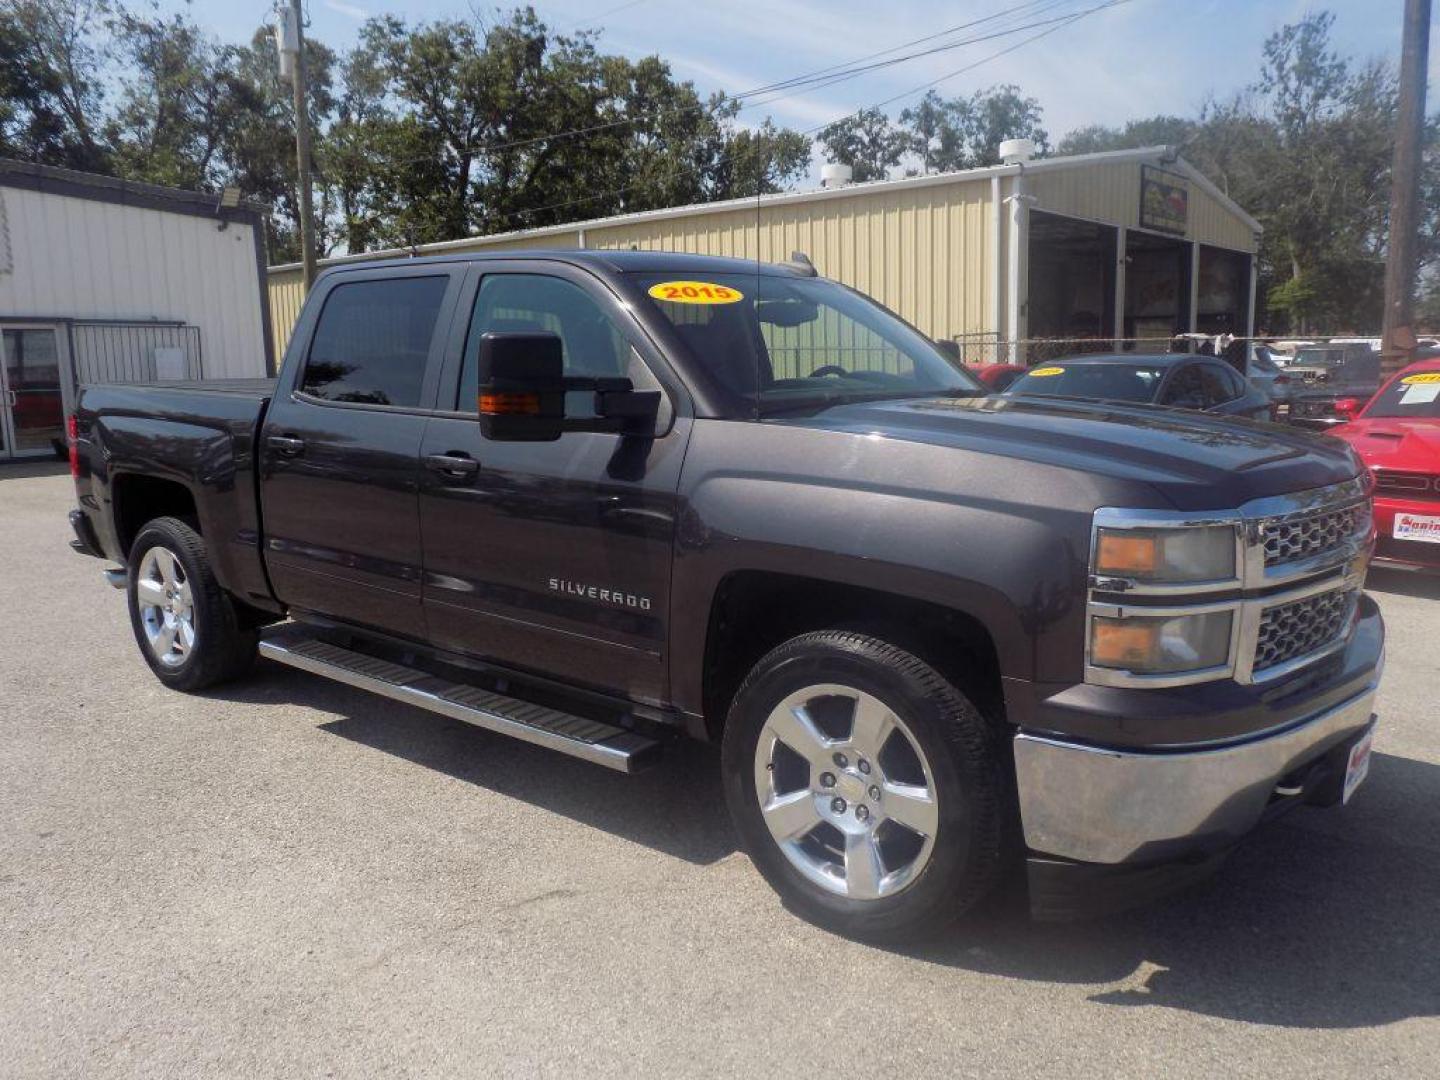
[1365,373,1440,418]
[634,272,981,415]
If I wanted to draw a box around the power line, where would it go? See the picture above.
[488,0,1129,231]
[354,0,1101,170]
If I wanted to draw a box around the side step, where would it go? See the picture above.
[258,630,662,774]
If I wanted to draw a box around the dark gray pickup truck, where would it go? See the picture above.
[68,250,1384,938]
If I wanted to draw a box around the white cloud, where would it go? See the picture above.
[322,0,368,20]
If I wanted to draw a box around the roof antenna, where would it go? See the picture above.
[783,250,818,277]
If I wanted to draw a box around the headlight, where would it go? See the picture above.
[1089,610,1233,675]
[1095,525,1236,584]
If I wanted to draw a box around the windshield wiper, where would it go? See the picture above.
[757,387,982,417]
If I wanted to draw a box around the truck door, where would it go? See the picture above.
[417,263,690,706]
[259,266,464,639]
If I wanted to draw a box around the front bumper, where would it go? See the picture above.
[1371,496,1440,570]
[1013,681,1378,866]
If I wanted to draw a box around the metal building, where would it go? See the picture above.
[0,160,272,460]
[266,145,1259,366]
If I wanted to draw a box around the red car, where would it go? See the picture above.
[971,363,1028,392]
[1331,357,1440,570]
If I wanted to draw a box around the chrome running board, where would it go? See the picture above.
[258,629,661,774]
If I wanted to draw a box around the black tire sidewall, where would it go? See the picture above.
[126,518,243,691]
[722,633,1004,940]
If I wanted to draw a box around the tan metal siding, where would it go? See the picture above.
[581,181,994,341]
[1027,161,1255,251]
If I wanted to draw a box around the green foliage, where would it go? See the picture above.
[901,86,1048,173]
[1,3,807,258]
[818,87,1049,180]
[816,107,911,182]
[1052,12,1433,334]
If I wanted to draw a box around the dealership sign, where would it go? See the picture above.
[1140,166,1189,236]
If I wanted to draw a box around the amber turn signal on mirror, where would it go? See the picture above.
[479,392,542,415]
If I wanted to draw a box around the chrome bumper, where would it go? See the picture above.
[1013,684,1378,864]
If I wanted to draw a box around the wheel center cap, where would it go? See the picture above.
[833,771,867,804]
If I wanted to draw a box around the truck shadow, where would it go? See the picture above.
[218,663,1437,1028]
[226,659,738,867]
[904,750,1440,1029]
[1366,566,1440,599]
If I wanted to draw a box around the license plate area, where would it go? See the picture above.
[1393,513,1440,544]
[1343,726,1374,804]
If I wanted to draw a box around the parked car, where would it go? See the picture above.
[1003,353,1274,420]
[1285,344,1383,429]
[67,250,1383,939]
[1245,343,1296,412]
[1330,357,1440,571]
[971,363,1027,392]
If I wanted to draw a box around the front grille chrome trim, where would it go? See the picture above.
[1087,478,1374,689]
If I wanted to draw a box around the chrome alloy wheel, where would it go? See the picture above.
[753,684,939,901]
[135,546,196,668]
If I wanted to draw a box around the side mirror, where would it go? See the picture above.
[476,331,662,442]
[477,332,567,441]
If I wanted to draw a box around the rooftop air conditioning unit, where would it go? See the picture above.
[820,163,853,188]
[999,138,1035,165]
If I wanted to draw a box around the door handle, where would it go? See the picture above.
[266,434,306,456]
[425,452,479,479]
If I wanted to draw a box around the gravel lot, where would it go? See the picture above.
[2,462,1437,1078]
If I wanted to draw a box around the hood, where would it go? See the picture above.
[778,395,1362,511]
[1333,417,1440,472]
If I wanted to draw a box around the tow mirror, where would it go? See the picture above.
[476,331,661,442]
[477,332,567,441]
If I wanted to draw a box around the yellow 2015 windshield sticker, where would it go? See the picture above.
[1400,372,1440,384]
[1029,366,1066,377]
[647,281,744,304]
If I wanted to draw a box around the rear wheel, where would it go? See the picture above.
[722,630,1007,941]
[127,517,257,691]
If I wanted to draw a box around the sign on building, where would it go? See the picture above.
[1139,165,1189,236]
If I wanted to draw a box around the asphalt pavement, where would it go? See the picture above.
[2,461,1437,1078]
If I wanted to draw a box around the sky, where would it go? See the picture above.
[186,0,1438,182]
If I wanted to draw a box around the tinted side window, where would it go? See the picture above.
[1160,365,1206,406]
[457,274,630,411]
[1197,365,1235,405]
[302,277,449,407]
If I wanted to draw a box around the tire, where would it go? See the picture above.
[721,630,1007,941]
[126,516,258,691]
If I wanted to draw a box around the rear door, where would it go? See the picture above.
[259,265,465,639]
[417,261,690,706]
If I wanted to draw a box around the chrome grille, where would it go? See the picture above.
[1261,501,1370,566]
[1254,588,1356,672]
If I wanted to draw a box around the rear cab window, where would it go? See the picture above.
[301,276,450,407]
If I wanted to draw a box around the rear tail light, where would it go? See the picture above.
[66,414,80,478]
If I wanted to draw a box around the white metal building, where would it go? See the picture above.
[0,160,272,460]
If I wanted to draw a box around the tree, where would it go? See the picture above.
[1055,115,1197,156]
[816,107,910,182]
[0,0,109,170]
[905,85,1048,172]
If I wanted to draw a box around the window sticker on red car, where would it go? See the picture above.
[1400,372,1440,384]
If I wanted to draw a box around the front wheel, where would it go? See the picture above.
[127,516,257,691]
[722,631,1009,941]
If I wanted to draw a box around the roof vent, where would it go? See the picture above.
[999,138,1035,165]
[820,163,853,188]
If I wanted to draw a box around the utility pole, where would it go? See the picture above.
[1380,0,1431,378]
[277,0,317,291]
